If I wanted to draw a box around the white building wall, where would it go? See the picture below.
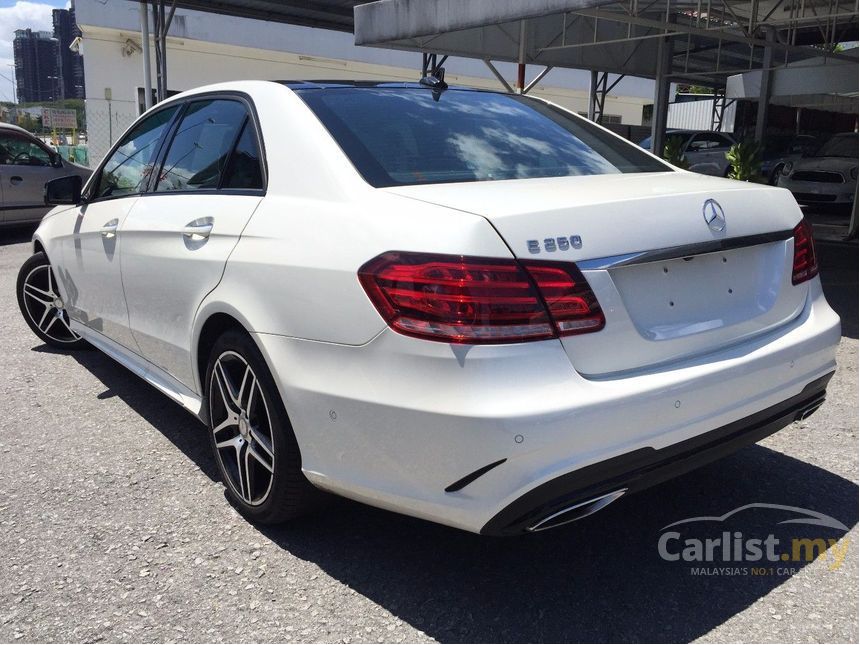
[666,99,737,133]
[76,2,650,166]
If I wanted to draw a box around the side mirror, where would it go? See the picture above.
[45,175,84,206]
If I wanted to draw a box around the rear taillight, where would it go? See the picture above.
[358,252,604,344]
[791,219,819,285]
[520,261,606,335]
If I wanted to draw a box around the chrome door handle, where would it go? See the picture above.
[182,220,213,240]
[100,219,119,238]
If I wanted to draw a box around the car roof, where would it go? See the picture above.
[0,121,36,136]
[277,80,506,94]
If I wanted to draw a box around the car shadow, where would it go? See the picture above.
[54,342,858,643]
[0,224,37,246]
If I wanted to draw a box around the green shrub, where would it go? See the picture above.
[663,135,690,169]
[726,140,763,182]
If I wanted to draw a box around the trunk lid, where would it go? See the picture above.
[385,172,806,376]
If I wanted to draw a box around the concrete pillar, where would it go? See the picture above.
[650,35,673,156]
[755,27,775,142]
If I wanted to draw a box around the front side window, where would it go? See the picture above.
[155,99,248,192]
[295,87,668,187]
[95,106,178,199]
[0,133,53,166]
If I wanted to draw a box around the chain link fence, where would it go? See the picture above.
[84,98,139,169]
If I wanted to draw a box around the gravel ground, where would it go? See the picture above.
[0,228,856,644]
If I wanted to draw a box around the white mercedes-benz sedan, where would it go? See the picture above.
[18,81,840,535]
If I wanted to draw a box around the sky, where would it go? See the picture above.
[0,0,69,102]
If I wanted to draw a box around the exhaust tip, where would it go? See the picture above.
[527,488,627,532]
[796,398,825,421]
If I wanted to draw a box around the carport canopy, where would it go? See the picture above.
[354,0,858,85]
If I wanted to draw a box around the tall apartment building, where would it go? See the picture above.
[53,7,86,99]
[12,29,60,103]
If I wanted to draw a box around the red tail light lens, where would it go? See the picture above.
[521,261,606,335]
[358,252,604,344]
[791,219,819,285]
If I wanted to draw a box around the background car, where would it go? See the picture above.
[0,122,91,227]
[639,129,736,176]
[777,132,858,206]
[760,134,819,184]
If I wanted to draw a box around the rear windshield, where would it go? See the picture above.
[296,87,669,187]
[815,134,858,158]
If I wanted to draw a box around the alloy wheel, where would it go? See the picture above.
[21,264,81,344]
[209,350,276,506]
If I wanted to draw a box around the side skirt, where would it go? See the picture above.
[71,322,205,421]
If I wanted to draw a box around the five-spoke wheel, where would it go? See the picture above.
[17,251,86,350]
[206,329,322,523]
[210,350,276,506]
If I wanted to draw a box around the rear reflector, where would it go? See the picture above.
[791,219,819,285]
[358,252,604,344]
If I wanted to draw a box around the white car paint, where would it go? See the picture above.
[30,81,840,534]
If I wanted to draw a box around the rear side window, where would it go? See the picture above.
[221,121,263,189]
[156,99,248,192]
[688,133,733,151]
[296,87,668,187]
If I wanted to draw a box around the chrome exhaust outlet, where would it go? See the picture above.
[796,399,825,421]
[527,488,627,532]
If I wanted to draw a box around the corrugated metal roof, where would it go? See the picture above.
[143,0,368,32]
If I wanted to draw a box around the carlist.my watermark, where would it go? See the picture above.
[657,503,851,576]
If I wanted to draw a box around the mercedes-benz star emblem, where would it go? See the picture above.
[702,199,726,232]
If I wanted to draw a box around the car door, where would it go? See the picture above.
[120,97,265,388]
[0,130,60,224]
[54,105,180,351]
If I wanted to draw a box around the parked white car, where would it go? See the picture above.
[0,122,91,227]
[18,81,840,535]
[778,133,858,206]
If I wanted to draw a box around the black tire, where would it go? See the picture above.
[205,328,323,524]
[16,251,87,350]
[769,165,783,186]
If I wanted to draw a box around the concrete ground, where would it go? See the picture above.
[0,226,856,644]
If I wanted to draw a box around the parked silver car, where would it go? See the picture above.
[640,130,736,176]
[0,122,91,227]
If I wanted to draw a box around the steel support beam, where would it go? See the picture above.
[754,27,775,142]
[522,66,553,94]
[516,20,527,93]
[139,1,153,110]
[650,33,673,156]
[483,59,513,93]
[587,70,598,120]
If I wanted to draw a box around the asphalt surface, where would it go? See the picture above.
[0,226,856,644]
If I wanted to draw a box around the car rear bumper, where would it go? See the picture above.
[480,371,832,534]
[253,279,840,534]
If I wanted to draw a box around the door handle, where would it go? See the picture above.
[100,219,119,238]
[10,176,22,185]
[182,219,213,241]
